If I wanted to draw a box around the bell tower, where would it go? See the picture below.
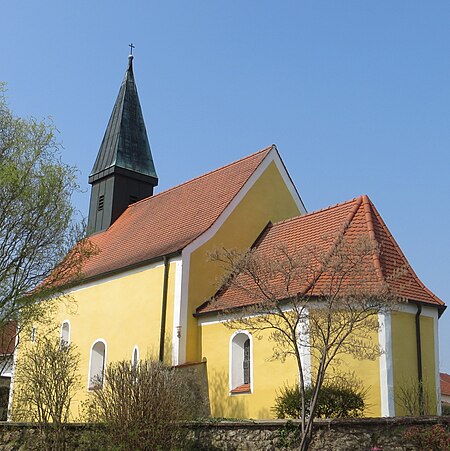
[87,50,158,235]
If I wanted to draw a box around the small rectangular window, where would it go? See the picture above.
[98,195,104,211]
[31,326,36,343]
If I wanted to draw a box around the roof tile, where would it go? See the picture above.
[82,146,273,279]
[198,195,444,314]
[441,373,450,397]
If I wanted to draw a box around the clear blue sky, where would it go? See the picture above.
[2,2,449,372]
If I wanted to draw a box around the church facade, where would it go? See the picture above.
[11,55,445,420]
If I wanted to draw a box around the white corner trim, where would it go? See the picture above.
[7,333,19,421]
[434,312,441,415]
[297,312,311,387]
[378,312,395,417]
[171,257,183,366]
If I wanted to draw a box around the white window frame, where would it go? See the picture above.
[132,345,139,367]
[87,339,107,390]
[60,320,71,348]
[229,330,253,395]
[30,326,37,343]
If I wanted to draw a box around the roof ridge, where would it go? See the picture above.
[299,196,363,296]
[366,198,444,306]
[126,145,274,210]
[361,195,384,282]
[270,195,364,228]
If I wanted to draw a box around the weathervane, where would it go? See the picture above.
[129,43,135,56]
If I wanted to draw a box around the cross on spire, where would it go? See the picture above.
[129,43,135,55]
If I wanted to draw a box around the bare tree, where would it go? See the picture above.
[83,359,204,451]
[211,232,399,451]
[12,336,81,451]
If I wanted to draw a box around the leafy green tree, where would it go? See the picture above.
[0,83,94,366]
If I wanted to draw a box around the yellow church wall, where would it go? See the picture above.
[199,307,439,419]
[200,320,299,419]
[14,259,179,419]
[391,311,437,416]
[186,161,302,362]
[326,331,382,417]
[200,313,382,419]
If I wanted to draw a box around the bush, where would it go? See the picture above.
[442,403,450,416]
[397,377,436,415]
[403,424,450,451]
[12,336,81,451]
[273,379,366,419]
[83,359,203,451]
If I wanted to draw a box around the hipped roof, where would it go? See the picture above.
[197,195,444,315]
[82,146,273,279]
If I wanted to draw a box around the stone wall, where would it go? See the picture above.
[0,416,447,450]
[188,416,450,450]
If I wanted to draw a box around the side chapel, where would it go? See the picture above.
[11,54,446,419]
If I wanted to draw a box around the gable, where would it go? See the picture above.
[179,150,306,363]
[81,146,275,280]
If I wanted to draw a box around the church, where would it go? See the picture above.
[11,54,445,420]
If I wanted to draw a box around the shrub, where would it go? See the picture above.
[12,336,81,451]
[83,359,203,451]
[397,377,436,415]
[442,403,450,416]
[403,424,450,451]
[273,379,366,419]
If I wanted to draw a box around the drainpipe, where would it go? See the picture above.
[415,302,424,415]
[159,256,170,362]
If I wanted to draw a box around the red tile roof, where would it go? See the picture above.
[441,373,450,397]
[82,146,273,279]
[0,322,16,356]
[197,195,444,314]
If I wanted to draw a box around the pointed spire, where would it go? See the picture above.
[87,51,158,235]
[89,50,158,183]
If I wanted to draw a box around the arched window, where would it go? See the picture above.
[30,326,37,343]
[60,321,70,348]
[229,331,252,394]
[88,340,106,390]
[132,346,139,368]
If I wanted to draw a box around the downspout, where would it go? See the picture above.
[415,303,424,415]
[159,256,170,362]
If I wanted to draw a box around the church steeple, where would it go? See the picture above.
[88,51,158,235]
